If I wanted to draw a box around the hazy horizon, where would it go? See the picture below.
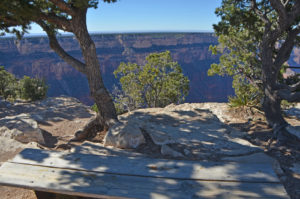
[2,31,216,38]
[1,1,221,36]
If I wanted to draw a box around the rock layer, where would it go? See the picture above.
[0,33,234,105]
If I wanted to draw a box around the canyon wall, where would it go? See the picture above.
[0,33,235,105]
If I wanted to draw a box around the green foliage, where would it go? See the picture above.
[208,0,271,108]
[19,76,48,101]
[229,76,262,108]
[280,100,295,110]
[0,67,48,101]
[0,0,118,38]
[0,66,17,101]
[208,31,263,108]
[209,0,300,110]
[113,51,190,112]
[91,103,98,112]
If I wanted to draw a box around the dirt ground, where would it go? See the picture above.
[0,105,299,199]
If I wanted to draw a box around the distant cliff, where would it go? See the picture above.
[0,33,235,105]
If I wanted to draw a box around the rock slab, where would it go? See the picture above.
[0,113,45,144]
[104,121,145,149]
[104,103,262,159]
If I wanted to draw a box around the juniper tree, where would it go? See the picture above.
[0,0,118,128]
[209,0,300,142]
[114,51,190,112]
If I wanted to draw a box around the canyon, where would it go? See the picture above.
[0,32,299,105]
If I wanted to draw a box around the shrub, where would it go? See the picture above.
[0,66,17,101]
[113,51,190,112]
[19,76,48,101]
[228,76,262,108]
[91,103,98,112]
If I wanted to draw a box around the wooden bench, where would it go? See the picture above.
[0,148,290,199]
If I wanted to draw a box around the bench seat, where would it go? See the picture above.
[0,148,290,199]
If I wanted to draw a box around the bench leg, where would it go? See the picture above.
[34,191,95,199]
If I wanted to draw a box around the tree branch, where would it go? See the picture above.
[280,0,290,7]
[270,0,300,30]
[0,17,24,27]
[274,27,300,70]
[39,12,72,32]
[49,0,75,16]
[278,90,300,102]
[289,80,300,92]
[37,21,86,74]
[270,0,288,24]
[250,0,271,24]
[288,0,300,22]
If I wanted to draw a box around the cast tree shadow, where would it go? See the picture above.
[15,146,288,199]
[0,96,95,126]
[13,108,289,198]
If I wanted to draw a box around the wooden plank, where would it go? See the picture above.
[0,162,289,199]
[11,148,279,183]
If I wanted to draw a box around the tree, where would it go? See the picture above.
[0,0,118,129]
[0,66,17,100]
[113,51,190,112]
[0,66,48,101]
[209,0,300,141]
[19,76,48,101]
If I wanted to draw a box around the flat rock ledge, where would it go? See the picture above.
[104,103,262,159]
[0,96,96,146]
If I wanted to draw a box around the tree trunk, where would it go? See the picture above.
[71,12,117,129]
[263,88,287,128]
[260,40,289,142]
[262,64,289,142]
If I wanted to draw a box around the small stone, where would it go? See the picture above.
[229,130,248,138]
[286,125,300,140]
[30,114,44,123]
[51,117,64,122]
[184,149,191,156]
[161,144,184,158]
[72,129,85,141]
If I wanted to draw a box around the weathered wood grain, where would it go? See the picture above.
[10,148,279,183]
[0,162,289,199]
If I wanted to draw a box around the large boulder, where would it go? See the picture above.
[104,120,145,149]
[0,113,45,144]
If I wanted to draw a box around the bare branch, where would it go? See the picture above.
[270,0,300,31]
[37,21,86,74]
[278,89,300,102]
[270,0,288,24]
[250,0,270,24]
[280,0,290,7]
[274,27,300,70]
[49,0,75,16]
[289,80,300,92]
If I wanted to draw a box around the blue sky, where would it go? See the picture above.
[29,0,221,34]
